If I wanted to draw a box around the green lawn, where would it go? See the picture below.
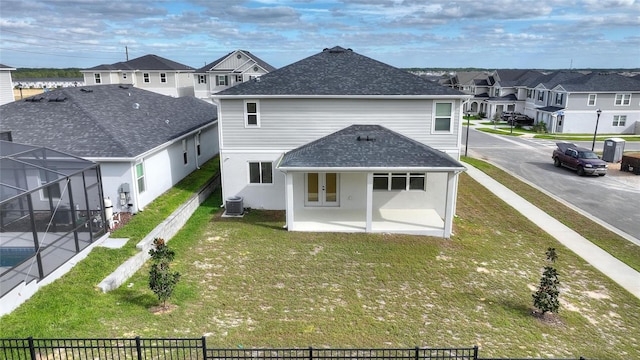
[1,168,638,359]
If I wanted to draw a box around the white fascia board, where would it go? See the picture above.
[277,166,467,173]
[213,94,472,100]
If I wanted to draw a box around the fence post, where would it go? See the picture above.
[473,345,479,360]
[135,336,142,360]
[28,337,36,360]
[309,346,313,360]
[201,336,207,360]
[415,346,419,360]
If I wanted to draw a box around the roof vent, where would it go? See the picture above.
[80,88,93,93]
[357,135,375,142]
[48,96,67,102]
[25,96,44,102]
[119,85,129,89]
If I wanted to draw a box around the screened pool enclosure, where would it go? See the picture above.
[0,141,107,298]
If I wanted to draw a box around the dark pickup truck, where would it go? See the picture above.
[552,142,608,176]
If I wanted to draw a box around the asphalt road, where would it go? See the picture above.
[463,127,640,242]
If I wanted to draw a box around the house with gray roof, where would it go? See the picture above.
[0,64,16,106]
[81,54,195,97]
[193,49,276,102]
[0,84,219,217]
[213,46,469,238]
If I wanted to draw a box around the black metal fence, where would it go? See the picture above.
[0,338,588,360]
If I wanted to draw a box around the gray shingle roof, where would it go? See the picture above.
[195,50,276,73]
[84,54,194,72]
[558,72,640,92]
[278,125,466,170]
[0,85,217,158]
[216,47,465,96]
[522,71,586,89]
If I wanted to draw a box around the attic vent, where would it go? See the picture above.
[357,135,375,142]
[80,88,93,93]
[48,96,67,102]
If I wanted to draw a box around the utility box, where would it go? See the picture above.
[225,196,244,216]
[602,138,625,163]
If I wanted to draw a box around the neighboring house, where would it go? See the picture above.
[13,78,84,89]
[541,72,640,134]
[0,84,219,216]
[482,69,542,118]
[0,64,16,106]
[81,55,195,97]
[213,46,470,238]
[193,49,275,102]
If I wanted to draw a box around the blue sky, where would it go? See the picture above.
[1,0,639,70]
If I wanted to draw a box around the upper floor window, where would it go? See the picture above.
[495,88,500,97]
[235,75,243,83]
[432,102,453,133]
[244,100,260,127]
[587,94,597,106]
[613,115,627,126]
[217,75,228,86]
[249,162,273,184]
[94,73,101,84]
[143,73,150,83]
[160,73,167,83]
[537,90,544,101]
[198,75,207,84]
[527,89,533,99]
[555,93,564,105]
[615,94,631,106]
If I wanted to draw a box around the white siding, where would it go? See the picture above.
[0,70,14,105]
[219,98,461,151]
[220,151,285,209]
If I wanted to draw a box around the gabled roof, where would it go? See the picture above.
[523,71,586,89]
[83,54,194,72]
[278,124,466,170]
[0,64,16,70]
[216,46,466,97]
[454,71,487,86]
[555,72,640,92]
[0,85,217,159]
[492,69,542,87]
[487,94,518,102]
[194,49,276,73]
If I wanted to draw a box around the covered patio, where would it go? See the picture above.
[277,125,466,238]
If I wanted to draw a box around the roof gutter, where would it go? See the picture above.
[214,94,472,100]
[277,166,467,173]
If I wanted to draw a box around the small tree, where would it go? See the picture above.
[149,238,180,308]
[532,247,560,315]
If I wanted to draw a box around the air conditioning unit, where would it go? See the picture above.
[225,196,244,216]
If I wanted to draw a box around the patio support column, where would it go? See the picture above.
[443,172,458,238]
[366,172,373,232]
[285,172,294,231]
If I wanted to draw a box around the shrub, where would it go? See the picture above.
[148,238,181,308]
[532,247,560,315]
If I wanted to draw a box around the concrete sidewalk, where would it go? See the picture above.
[463,163,640,299]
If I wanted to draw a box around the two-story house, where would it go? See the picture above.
[543,72,640,134]
[213,47,470,238]
[193,50,275,102]
[81,54,195,97]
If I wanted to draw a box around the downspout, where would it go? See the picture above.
[194,130,201,170]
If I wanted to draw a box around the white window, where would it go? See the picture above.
[537,91,544,101]
[373,173,425,191]
[613,115,627,126]
[433,102,453,133]
[216,75,228,86]
[587,94,597,106]
[235,75,243,82]
[143,73,150,83]
[182,139,188,165]
[195,133,201,156]
[94,73,101,84]
[135,162,145,193]
[555,93,564,105]
[198,75,207,84]
[527,89,533,99]
[615,94,631,106]
[160,73,167,83]
[248,162,272,184]
[39,170,61,200]
[244,100,260,127]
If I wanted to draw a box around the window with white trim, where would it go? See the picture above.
[527,89,533,99]
[160,73,167,83]
[373,173,425,191]
[613,115,627,126]
[143,73,150,83]
[244,100,260,127]
[433,102,453,132]
[587,94,596,106]
[182,139,188,165]
[555,92,564,105]
[235,75,243,82]
[135,162,145,193]
[198,75,207,84]
[615,94,631,106]
[249,162,272,184]
[94,73,101,84]
[217,75,228,86]
[537,90,544,101]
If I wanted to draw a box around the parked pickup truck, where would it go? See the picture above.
[552,142,608,176]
